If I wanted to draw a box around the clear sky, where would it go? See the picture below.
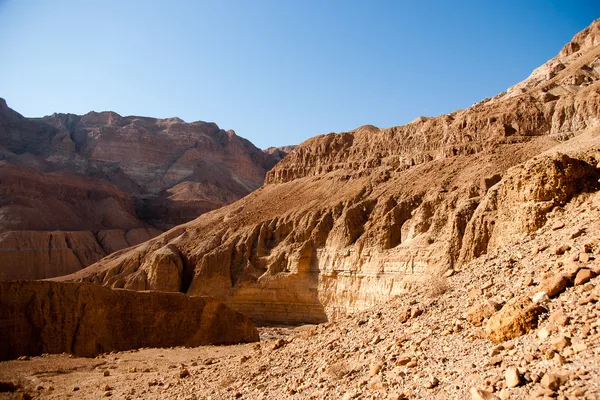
[0,1,598,148]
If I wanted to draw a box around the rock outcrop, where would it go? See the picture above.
[0,97,280,279]
[61,19,600,325]
[0,280,259,360]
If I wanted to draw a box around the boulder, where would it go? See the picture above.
[485,296,546,343]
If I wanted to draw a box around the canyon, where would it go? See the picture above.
[1,16,600,400]
[58,19,600,326]
[0,100,283,279]
[0,280,258,361]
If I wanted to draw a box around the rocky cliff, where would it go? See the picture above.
[0,99,280,279]
[59,19,600,325]
[0,280,259,360]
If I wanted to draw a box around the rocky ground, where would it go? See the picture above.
[2,190,599,399]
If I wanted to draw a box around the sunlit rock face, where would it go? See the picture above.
[0,98,282,279]
[58,19,600,324]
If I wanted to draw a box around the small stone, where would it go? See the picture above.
[369,362,383,377]
[572,342,587,353]
[532,291,550,304]
[485,296,545,343]
[538,327,551,341]
[489,356,502,366]
[423,376,439,389]
[395,356,411,366]
[549,311,570,327]
[505,366,521,388]
[574,269,595,286]
[397,309,410,323]
[103,370,110,377]
[179,368,190,379]
[467,301,501,327]
[552,222,565,231]
[103,384,112,391]
[272,338,287,350]
[539,273,571,298]
[73,387,80,392]
[469,288,483,301]
[551,335,571,350]
[470,387,496,400]
[554,245,571,255]
[410,307,423,318]
[540,373,561,391]
[570,228,585,238]
[370,335,383,345]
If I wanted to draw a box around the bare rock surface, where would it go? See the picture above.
[2,17,600,400]
[0,93,280,279]
[2,194,600,398]
[0,281,258,361]
[63,19,600,327]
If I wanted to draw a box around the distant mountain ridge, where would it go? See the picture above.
[0,100,284,279]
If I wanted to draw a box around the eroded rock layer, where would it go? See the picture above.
[0,281,259,360]
[0,93,282,279]
[60,19,600,324]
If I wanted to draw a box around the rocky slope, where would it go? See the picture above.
[0,281,259,361]
[60,19,600,326]
[0,100,280,279]
[1,199,599,398]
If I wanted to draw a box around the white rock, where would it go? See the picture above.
[531,291,550,304]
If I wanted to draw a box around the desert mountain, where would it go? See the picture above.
[0,101,282,279]
[2,17,600,400]
[59,18,600,327]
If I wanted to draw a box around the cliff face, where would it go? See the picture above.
[0,281,259,360]
[60,20,600,324]
[0,100,279,279]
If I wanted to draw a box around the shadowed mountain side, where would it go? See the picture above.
[0,280,259,361]
[0,97,283,279]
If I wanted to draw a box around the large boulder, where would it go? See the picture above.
[485,296,546,343]
[0,281,259,360]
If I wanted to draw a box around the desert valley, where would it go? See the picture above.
[1,13,600,400]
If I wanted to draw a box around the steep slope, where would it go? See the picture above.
[60,19,600,325]
[0,100,279,279]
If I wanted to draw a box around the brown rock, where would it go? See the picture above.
[505,366,521,387]
[551,335,571,351]
[540,373,562,391]
[470,387,497,400]
[468,301,501,327]
[0,281,259,360]
[574,268,595,286]
[554,245,571,255]
[179,369,190,379]
[538,273,571,297]
[485,296,545,343]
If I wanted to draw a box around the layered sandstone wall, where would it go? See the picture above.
[59,19,600,324]
[0,281,259,360]
[0,86,283,279]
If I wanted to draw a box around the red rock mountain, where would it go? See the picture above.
[0,101,282,279]
[59,19,600,326]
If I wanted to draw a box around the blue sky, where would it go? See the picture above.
[0,1,598,148]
